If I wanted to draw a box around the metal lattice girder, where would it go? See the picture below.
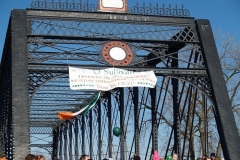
[30,144,53,147]
[28,65,207,75]
[27,10,196,42]
[30,105,76,110]
[30,115,58,119]
[30,127,53,134]
[31,99,84,105]
[34,92,94,98]
[30,118,59,122]
[29,122,59,127]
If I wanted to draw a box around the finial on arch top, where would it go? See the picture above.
[98,0,128,13]
[30,0,190,17]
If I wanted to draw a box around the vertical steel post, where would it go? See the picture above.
[11,10,29,159]
[59,125,63,160]
[196,19,240,160]
[52,126,59,160]
[74,119,79,159]
[133,87,140,154]
[171,51,180,155]
[150,87,158,151]
[98,100,102,160]
[0,79,3,152]
[81,116,85,154]
[69,122,73,159]
[119,88,125,160]
[89,110,93,158]
[63,125,67,160]
[6,94,12,160]
[107,93,113,158]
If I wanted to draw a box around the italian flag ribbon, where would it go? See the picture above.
[57,92,101,120]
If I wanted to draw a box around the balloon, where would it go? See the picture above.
[166,155,172,160]
[113,127,122,136]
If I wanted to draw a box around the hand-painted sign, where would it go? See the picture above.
[69,66,157,91]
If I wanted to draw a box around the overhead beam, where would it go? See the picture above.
[26,10,195,25]
[28,64,207,76]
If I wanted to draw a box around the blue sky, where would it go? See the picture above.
[0,0,239,59]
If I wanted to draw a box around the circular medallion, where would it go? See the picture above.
[102,41,133,66]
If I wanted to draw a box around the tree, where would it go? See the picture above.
[214,30,240,129]
[214,30,240,156]
[141,31,240,159]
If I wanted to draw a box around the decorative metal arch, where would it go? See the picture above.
[31,144,53,155]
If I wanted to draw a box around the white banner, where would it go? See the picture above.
[69,67,157,91]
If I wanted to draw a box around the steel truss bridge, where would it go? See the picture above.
[0,0,239,159]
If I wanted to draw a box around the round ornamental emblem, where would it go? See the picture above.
[102,41,133,66]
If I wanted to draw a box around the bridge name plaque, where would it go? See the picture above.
[98,0,127,12]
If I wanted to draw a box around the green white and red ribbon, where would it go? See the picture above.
[57,92,101,120]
